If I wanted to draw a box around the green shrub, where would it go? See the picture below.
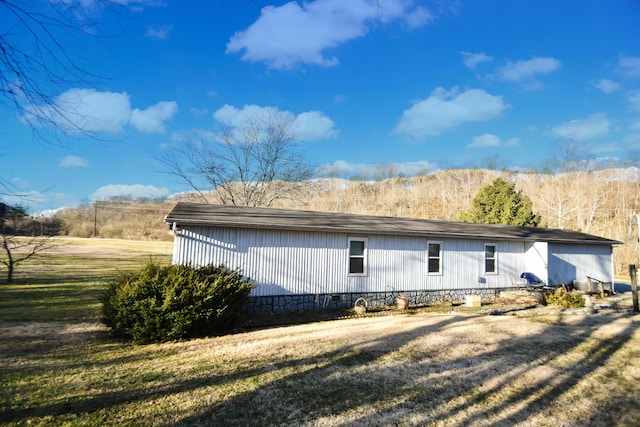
[543,287,585,308]
[102,262,254,343]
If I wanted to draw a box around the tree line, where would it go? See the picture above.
[284,168,637,274]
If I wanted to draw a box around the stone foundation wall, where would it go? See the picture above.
[246,288,510,313]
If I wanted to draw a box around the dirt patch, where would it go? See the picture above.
[46,237,173,257]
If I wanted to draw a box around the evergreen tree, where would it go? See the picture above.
[458,177,542,227]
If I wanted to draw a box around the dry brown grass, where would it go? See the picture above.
[2,308,640,426]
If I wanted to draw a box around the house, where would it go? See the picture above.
[165,202,620,312]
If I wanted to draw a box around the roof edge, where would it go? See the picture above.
[165,202,622,246]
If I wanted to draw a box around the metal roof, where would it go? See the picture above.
[165,202,620,245]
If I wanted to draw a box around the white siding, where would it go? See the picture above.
[548,243,613,285]
[173,226,532,296]
[525,241,549,284]
[175,226,346,296]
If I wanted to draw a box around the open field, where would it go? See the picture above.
[0,238,173,322]
[1,238,640,426]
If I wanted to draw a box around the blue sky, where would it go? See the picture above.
[1,0,639,212]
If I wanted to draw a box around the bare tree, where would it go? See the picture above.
[533,175,580,229]
[543,139,597,173]
[0,204,61,282]
[159,110,314,207]
[1,234,60,283]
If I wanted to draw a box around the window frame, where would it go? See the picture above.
[484,243,498,275]
[348,237,367,276]
[426,241,443,275]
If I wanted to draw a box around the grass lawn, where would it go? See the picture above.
[1,238,640,426]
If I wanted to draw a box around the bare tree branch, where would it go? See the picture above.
[0,0,130,143]
[1,234,61,282]
[158,110,314,207]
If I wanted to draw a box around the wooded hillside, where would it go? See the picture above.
[51,168,640,274]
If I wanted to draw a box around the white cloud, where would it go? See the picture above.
[468,133,520,149]
[405,6,434,29]
[59,155,90,168]
[628,90,640,112]
[293,111,338,141]
[145,24,173,39]
[468,133,501,148]
[51,0,165,21]
[116,0,166,8]
[24,88,132,133]
[393,87,508,141]
[1,190,76,214]
[496,56,561,87]
[91,184,171,201]
[551,113,610,141]
[617,55,640,78]
[213,104,282,128]
[129,101,178,133]
[213,104,338,141]
[461,51,493,69]
[590,78,621,94]
[318,159,437,177]
[226,0,433,69]
[23,88,178,134]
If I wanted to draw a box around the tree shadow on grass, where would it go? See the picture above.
[2,312,638,426]
[175,313,640,426]
[0,281,106,322]
[0,315,465,424]
[409,315,640,426]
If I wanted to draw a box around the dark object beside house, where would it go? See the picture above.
[572,276,613,295]
[521,272,544,285]
[519,271,556,291]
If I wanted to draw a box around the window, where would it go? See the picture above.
[484,243,497,274]
[427,241,442,274]
[348,238,367,275]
